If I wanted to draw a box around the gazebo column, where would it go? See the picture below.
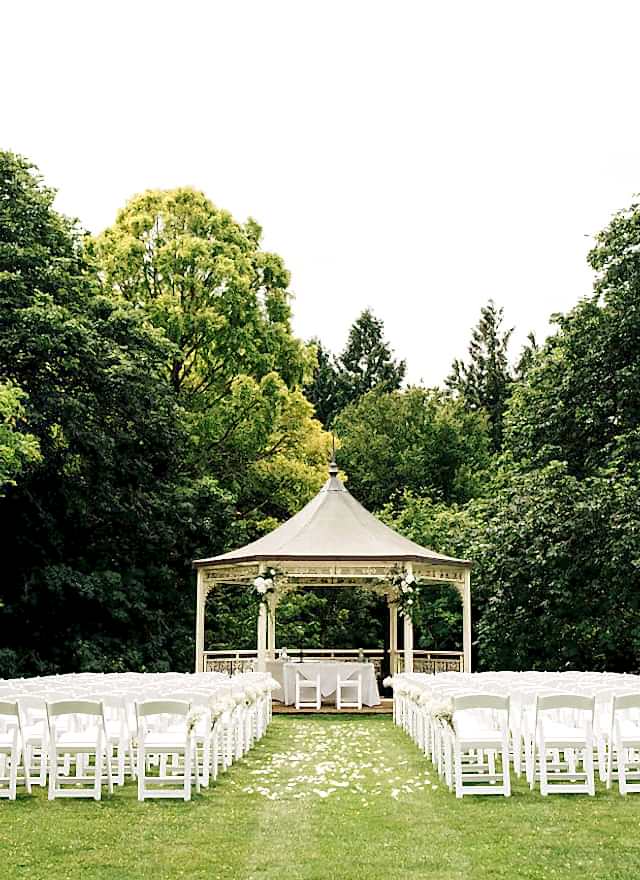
[267,591,277,659]
[257,602,268,672]
[388,599,398,674]
[403,614,414,673]
[195,569,207,673]
[462,569,472,672]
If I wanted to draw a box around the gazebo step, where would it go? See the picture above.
[273,699,393,716]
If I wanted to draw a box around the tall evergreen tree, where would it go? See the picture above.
[446,300,513,452]
[304,309,405,426]
[338,308,406,408]
[303,339,341,428]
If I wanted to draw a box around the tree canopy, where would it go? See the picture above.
[3,149,640,676]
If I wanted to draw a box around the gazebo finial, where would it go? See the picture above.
[329,433,338,476]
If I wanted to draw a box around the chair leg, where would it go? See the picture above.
[184,747,191,802]
[23,745,32,795]
[137,747,145,801]
[502,743,511,797]
[619,747,627,795]
[585,745,595,796]
[539,740,548,796]
[94,748,102,801]
[48,749,57,800]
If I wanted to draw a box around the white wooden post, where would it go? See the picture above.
[267,592,277,659]
[195,568,207,673]
[462,568,472,673]
[403,561,414,672]
[388,600,398,674]
[403,614,414,673]
[257,602,268,672]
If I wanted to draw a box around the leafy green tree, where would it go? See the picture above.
[93,188,312,396]
[0,381,40,494]
[379,493,474,651]
[0,152,206,675]
[506,202,640,477]
[334,386,491,511]
[447,300,513,452]
[94,188,329,527]
[470,461,640,671]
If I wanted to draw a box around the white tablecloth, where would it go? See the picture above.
[267,661,380,707]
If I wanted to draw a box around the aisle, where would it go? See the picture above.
[234,715,435,804]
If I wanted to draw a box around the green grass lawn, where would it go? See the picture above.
[2,715,640,880]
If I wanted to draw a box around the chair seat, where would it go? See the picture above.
[618,720,640,741]
[541,721,588,742]
[22,724,45,744]
[56,731,102,749]
[143,733,189,749]
[0,733,17,749]
[457,727,505,746]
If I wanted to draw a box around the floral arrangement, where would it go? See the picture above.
[244,685,259,706]
[252,567,279,603]
[186,708,204,735]
[382,676,395,689]
[426,697,454,730]
[210,696,234,725]
[390,568,419,619]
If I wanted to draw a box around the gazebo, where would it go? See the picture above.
[193,459,472,674]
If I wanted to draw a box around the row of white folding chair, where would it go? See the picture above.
[0,683,272,799]
[393,678,601,797]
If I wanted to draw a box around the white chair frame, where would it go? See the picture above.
[533,694,595,796]
[295,673,321,710]
[0,701,22,800]
[607,693,640,795]
[136,700,196,801]
[336,674,362,710]
[47,700,113,801]
[452,693,511,798]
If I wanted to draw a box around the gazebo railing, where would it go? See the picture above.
[412,650,464,674]
[202,648,464,677]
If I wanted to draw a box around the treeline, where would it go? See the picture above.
[1,150,639,675]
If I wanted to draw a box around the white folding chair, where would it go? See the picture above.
[452,693,511,798]
[18,695,48,789]
[607,693,640,795]
[0,701,22,800]
[46,700,112,800]
[295,672,321,710]
[337,674,362,710]
[136,700,195,801]
[533,694,595,796]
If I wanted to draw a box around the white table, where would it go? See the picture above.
[267,661,380,707]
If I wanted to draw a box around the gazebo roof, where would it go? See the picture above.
[194,461,470,568]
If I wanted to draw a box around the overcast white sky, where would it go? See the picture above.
[3,1,640,384]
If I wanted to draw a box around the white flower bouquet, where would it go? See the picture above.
[427,697,454,729]
[253,567,278,597]
[186,708,204,735]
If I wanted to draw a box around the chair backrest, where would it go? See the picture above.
[0,700,20,719]
[613,693,640,713]
[296,670,320,682]
[453,693,509,712]
[136,700,189,718]
[47,699,103,717]
[536,694,594,713]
